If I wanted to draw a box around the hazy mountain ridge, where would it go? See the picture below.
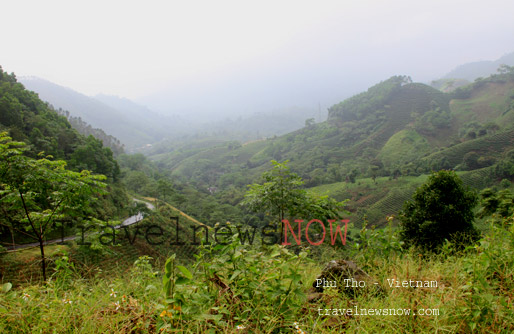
[93,93,186,140]
[20,77,325,151]
[57,109,125,156]
[441,52,514,81]
[19,77,179,150]
[153,76,455,181]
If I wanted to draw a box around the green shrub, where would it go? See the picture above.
[158,235,310,332]
[399,170,479,252]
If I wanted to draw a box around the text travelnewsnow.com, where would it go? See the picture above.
[318,306,440,316]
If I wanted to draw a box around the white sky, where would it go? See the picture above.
[2,0,514,113]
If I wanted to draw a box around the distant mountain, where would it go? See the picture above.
[441,52,514,81]
[94,93,184,130]
[97,93,326,144]
[19,77,186,150]
[20,77,326,150]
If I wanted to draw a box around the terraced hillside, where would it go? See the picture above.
[420,127,514,168]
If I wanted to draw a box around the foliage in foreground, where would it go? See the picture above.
[0,255,160,333]
[158,236,309,333]
[1,215,513,333]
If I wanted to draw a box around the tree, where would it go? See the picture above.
[346,169,358,183]
[241,160,346,241]
[478,188,513,219]
[0,132,107,281]
[305,118,315,128]
[124,170,150,193]
[241,161,304,225]
[157,179,175,202]
[494,149,514,180]
[497,64,514,75]
[399,170,478,251]
[463,151,480,170]
[69,135,120,181]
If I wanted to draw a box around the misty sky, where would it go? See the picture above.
[2,0,514,116]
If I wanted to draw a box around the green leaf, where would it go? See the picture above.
[233,250,242,259]
[1,283,12,293]
[229,270,242,281]
[289,272,302,284]
[164,258,173,276]
[163,280,172,297]
[177,265,193,280]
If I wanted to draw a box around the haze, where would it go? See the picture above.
[2,0,514,118]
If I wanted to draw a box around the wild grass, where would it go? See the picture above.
[1,216,513,333]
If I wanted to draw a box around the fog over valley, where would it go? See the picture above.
[3,0,514,141]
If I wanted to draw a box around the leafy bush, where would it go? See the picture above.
[158,235,310,332]
[351,215,404,268]
[414,107,452,135]
[399,170,479,251]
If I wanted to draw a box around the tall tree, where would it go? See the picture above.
[241,160,345,241]
[0,132,107,281]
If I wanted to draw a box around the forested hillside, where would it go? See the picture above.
[0,67,131,241]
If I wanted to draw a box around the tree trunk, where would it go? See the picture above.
[10,225,15,249]
[38,236,46,281]
[280,209,284,245]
